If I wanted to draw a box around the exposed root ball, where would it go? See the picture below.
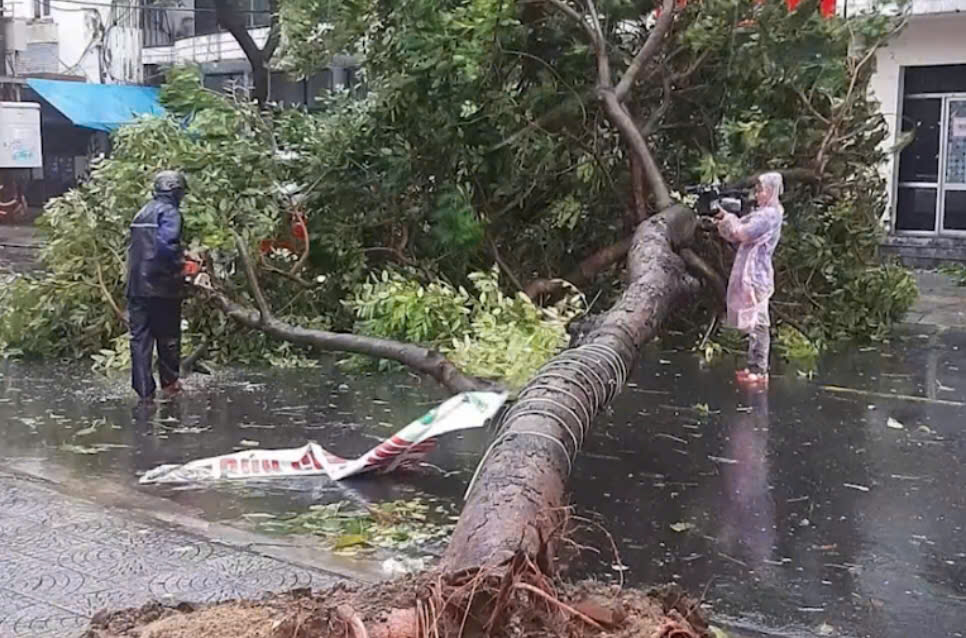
[83,560,710,638]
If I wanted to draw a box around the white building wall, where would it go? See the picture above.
[5,0,141,84]
[172,27,269,65]
[868,12,966,225]
[844,0,966,15]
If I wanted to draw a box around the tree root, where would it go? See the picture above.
[653,620,701,638]
[338,605,370,638]
[84,562,712,638]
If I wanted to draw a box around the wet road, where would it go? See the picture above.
[572,328,966,637]
[0,326,963,637]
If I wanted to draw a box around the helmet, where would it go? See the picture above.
[153,170,188,196]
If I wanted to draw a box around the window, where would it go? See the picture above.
[904,65,966,95]
[203,72,246,92]
[194,0,272,36]
[194,0,220,37]
[895,66,966,235]
[248,0,271,29]
[33,0,50,18]
[141,1,176,48]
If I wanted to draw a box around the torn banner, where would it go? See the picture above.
[139,391,507,485]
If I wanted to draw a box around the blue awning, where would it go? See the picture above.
[25,79,165,132]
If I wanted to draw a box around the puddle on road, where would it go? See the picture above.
[0,329,964,638]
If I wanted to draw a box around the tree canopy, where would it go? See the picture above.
[0,0,916,380]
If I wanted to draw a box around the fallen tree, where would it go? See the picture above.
[193,232,494,394]
[86,2,714,637]
[447,204,700,569]
[71,1,914,636]
[446,0,699,571]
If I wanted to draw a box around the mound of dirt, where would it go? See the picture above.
[82,576,710,638]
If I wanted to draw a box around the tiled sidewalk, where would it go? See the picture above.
[0,473,341,637]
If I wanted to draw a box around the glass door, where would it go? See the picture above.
[896,97,941,233]
[941,99,966,233]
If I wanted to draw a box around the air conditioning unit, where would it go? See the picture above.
[2,18,28,52]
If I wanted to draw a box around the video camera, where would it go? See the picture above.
[685,184,750,217]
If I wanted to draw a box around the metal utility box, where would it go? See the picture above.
[0,101,42,169]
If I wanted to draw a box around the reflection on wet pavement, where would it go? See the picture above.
[573,329,965,638]
[0,327,964,637]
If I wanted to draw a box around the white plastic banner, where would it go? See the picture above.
[139,391,507,485]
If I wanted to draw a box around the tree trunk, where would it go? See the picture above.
[250,62,270,106]
[626,152,649,233]
[444,204,700,570]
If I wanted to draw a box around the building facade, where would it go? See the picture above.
[139,0,354,105]
[1,0,351,101]
[852,0,966,264]
[1,0,142,83]
[0,0,352,213]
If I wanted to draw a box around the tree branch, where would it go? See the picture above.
[487,234,526,293]
[95,261,127,325]
[259,259,312,288]
[814,26,902,172]
[542,0,595,41]
[524,236,632,301]
[640,69,673,137]
[670,48,711,84]
[180,337,210,377]
[262,0,281,61]
[233,231,272,324]
[582,0,611,87]
[195,285,497,394]
[628,152,649,230]
[601,92,672,209]
[556,0,672,209]
[679,247,726,305]
[213,0,264,68]
[614,0,676,102]
[794,86,830,125]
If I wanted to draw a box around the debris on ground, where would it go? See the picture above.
[256,498,456,555]
[139,391,507,484]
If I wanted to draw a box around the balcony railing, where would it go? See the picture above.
[141,0,272,49]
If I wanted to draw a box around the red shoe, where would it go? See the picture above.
[739,372,769,387]
[736,368,768,385]
[161,381,182,399]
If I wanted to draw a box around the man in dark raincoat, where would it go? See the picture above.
[126,170,196,401]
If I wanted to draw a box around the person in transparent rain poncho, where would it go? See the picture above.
[714,172,784,385]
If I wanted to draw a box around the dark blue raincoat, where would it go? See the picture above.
[126,192,184,299]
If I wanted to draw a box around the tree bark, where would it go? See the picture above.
[627,153,649,233]
[443,204,700,570]
[200,286,494,394]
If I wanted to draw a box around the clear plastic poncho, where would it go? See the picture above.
[716,172,784,332]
